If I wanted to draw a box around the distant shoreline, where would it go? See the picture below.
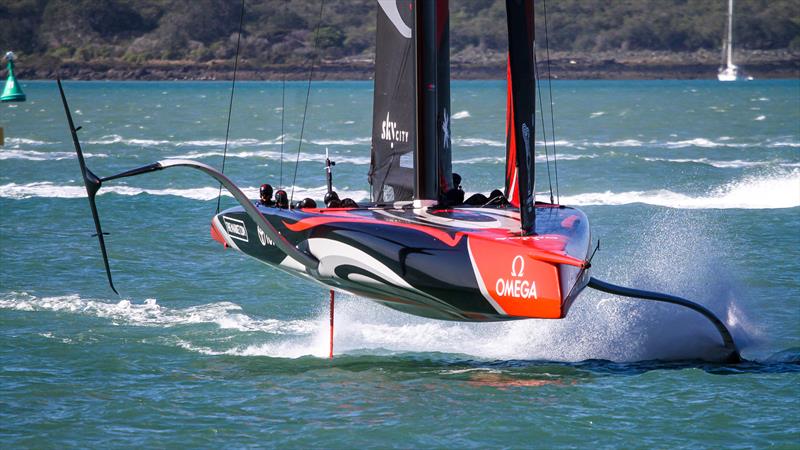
[12,50,800,81]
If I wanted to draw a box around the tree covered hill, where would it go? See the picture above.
[2,0,798,79]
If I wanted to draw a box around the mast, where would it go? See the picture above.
[505,0,536,235]
[415,1,438,201]
[725,0,734,68]
[415,0,452,202]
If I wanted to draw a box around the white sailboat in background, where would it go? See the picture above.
[718,0,751,81]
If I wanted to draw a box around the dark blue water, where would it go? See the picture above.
[2,80,798,447]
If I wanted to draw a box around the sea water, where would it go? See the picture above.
[1,80,798,447]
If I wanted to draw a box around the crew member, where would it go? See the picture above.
[445,173,465,205]
[258,183,274,206]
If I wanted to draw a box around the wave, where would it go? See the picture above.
[591,139,644,147]
[640,157,797,169]
[561,138,794,149]
[0,182,371,202]
[663,138,751,149]
[537,139,575,147]
[769,141,800,148]
[165,149,370,165]
[454,156,503,164]
[0,149,108,161]
[453,137,505,147]
[3,137,57,146]
[451,110,471,119]
[83,134,372,148]
[554,153,599,161]
[560,170,800,209]
[451,137,796,149]
[87,135,173,146]
[27,132,798,152]
[453,153,598,165]
[308,137,371,146]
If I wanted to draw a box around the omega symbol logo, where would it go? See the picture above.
[511,255,525,277]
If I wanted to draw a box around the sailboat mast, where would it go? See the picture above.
[414,0,452,202]
[415,1,439,201]
[505,0,536,235]
[726,0,734,67]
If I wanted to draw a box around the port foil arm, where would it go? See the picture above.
[588,277,740,363]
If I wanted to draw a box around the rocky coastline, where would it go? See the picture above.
[12,49,799,81]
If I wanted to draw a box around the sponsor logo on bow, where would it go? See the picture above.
[495,255,538,299]
[381,111,409,148]
[257,226,274,247]
[222,216,248,242]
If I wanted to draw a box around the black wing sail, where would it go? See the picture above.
[505,0,536,234]
[370,0,453,204]
[370,0,417,203]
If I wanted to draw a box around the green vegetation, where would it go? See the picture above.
[1,0,797,68]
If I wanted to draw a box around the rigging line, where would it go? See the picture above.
[279,62,286,188]
[215,0,247,214]
[289,0,325,205]
[542,0,560,203]
[533,47,555,204]
[279,0,288,189]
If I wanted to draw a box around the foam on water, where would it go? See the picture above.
[10,132,791,156]
[640,157,795,169]
[453,138,505,147]
[550,153,599,161]
[3,137,57,146]
[81,134,372,148]
[87,135,173,146]
[453,153,598,165]
[450,137,794,150]
[308,137,371,146]
[0,292,315,334]
[769,141,800,148]
[561,169,800,209]
[0,149,108,161]
[663,138,749,149]
[452,110,471,119]
[0,287,747,362]
[0,182,370,202]
[166,149,370,165]
[591,139,643,147]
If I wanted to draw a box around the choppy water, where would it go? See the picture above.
[1,80,798,447]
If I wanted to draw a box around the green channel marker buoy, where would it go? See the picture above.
[2,51,26,102]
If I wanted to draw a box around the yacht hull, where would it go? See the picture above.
[211,203,592,321]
